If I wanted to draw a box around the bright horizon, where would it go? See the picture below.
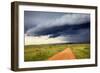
[25,35,68,45]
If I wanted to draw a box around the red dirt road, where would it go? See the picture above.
[48,48,76,60]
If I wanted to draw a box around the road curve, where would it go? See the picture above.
[48,48,76,60]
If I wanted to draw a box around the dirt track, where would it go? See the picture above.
[48,48,76,60]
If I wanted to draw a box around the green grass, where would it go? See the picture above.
[24,43,90,61]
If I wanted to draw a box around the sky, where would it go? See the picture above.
[24,11,90,45]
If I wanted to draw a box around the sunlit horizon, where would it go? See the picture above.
[25,35,68,45]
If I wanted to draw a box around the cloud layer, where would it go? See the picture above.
[24,11,90,43]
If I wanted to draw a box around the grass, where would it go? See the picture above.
[24,43,90,61]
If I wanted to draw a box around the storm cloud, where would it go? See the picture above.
[24,11,90,43]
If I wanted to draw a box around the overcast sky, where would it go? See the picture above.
[24,11,90,44]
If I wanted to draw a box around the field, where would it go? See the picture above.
[24,43,90,61]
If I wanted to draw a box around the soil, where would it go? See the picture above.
[48,48,76,60]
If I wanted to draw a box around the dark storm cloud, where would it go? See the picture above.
[63,29,90,43]
[28,22,90,37]
[24,11,63,33]
[24,11,90,43]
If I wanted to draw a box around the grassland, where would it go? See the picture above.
[24,43,90,61]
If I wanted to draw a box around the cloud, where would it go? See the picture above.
[50,13,90,26]
[61,29,90,43]
[24,11,90,43]
[25,22,90,37]
[24,11,90,33]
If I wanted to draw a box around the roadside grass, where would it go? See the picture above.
[24,44,90,61]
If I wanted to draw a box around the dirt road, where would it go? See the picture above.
[48,48,76,60]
